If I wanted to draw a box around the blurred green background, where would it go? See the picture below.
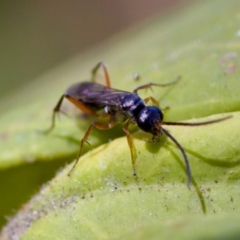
[0,0,189,99]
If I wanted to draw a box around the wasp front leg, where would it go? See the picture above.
[123,120,137,176]
[143,96,160,107]
[143,96,170,112]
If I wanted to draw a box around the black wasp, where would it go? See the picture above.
[45,62,231,187]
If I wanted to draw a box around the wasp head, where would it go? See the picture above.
[136,106,163,137]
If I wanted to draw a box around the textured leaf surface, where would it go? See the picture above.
[2,112,240,239]
[119,213,240,240]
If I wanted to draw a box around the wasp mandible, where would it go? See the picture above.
[45,62,231,187]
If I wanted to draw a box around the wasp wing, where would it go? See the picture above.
[66,82,130,108]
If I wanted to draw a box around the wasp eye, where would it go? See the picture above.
[137,106,163,134]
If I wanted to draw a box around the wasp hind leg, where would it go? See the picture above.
[91,62,111,87]
[43,95,65,134]
[44,93,102,135]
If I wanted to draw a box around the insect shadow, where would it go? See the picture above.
[134,131,167,154]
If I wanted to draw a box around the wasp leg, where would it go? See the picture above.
[68,118,118,176]
[143,96,159,107]
[43,95,65,134]
[143,96,169,111]
[143,95,172,111]
[123,120,137,176]
[91,62,111,87]
[44,94,100,134]
[133,76,180,94]
[65,95,99,117]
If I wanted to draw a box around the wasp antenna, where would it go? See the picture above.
[170,75,181,85]
[161,128,191,188]
[158,75,181,86]
[163,115,232,127]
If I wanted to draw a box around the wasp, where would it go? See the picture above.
[45,62,231,187]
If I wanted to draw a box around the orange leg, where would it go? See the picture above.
[143,96,170,111]
[43,94,100,134]
[68,119,118,176]
[123,120,137,176]
[143,96,159,107]
[143,97,169,111]
[43,95,65,134]
[91,62,111,87]
[66,95,99,117]
[133,76,180,94]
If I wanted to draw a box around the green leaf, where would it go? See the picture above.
[119,213,240,240]
[1,0,240,239]
[2,112,240,239]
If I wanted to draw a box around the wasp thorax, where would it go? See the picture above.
[136,106,163,135]
[121,94,140,110]
[121,94,145,118]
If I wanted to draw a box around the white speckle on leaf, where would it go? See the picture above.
[98,161,108,170]
[236,30,240,37]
